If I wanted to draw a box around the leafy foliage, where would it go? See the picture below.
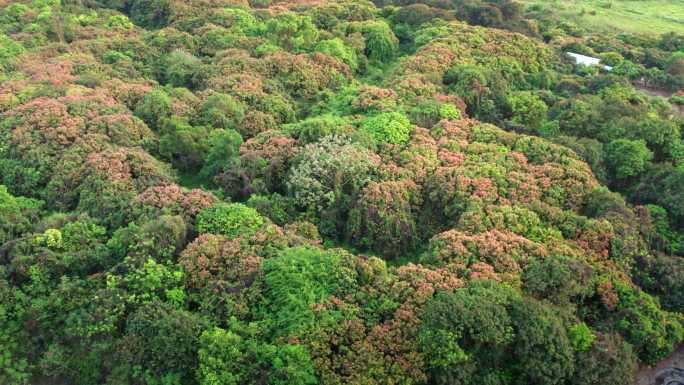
[0,1,682,384]
[196,203,265,239]
[360,111,412,145]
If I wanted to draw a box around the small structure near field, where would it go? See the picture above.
[566,52,613,71]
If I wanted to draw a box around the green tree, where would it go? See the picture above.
[409,100,462,128]
[198,93,245,130]
[634,254,684,313]
[0,275,31,384]
[508,91,548,133]
[261,246,355,336]
[315,38,357,70]
[0,34,24,69]
[269,344,318,385]
[666,52,684,85]
[264,13,319,52]
[419,281,518,385]
[420,281,575,385]
[129,0,171,29]
[198,322,317,385]
[360,112,412,145]
[444,64,490,114]
[523,254,594,305]
[196,202,265,239]
[158,117,210,171]
[282,114,352,144]
[347,20,398,63]
[508,298,575,385]
[200,129,243,180]
[633,164,684,230]
[571,333,637,385]
[165,50,203,89]
[601,52,624,67]
[118,302,206,384]
[605,139,653,181]
[0,185,42,244]
[197,326,249,385]
[611,280,684,364]
[135,89,172,131]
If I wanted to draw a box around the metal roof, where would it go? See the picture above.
[566,52,613,71]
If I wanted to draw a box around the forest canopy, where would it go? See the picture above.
[0,0,683,384]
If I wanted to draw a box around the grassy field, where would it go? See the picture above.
[521,0,684,36]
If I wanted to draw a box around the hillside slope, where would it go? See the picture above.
[0,1,683,385]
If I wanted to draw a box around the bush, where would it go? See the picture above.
[129,0,171,29]
[348,20,398,63]
[0,34,24,69]
[360,112,412,145]
[158,117,210,171]
[199,92,245,130]
[135,89,172,130]
[164,50,203,89]
[119,302,206,384]
[282,114,352,144]
[200,128,243,180]
[523,254,594,305]
[197,202,265,239]
[286,136,379,235]
[605,139,653,180]
[0,185,43,244]
[315,38,357,70]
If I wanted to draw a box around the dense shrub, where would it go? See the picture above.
[347,20,399,63]
[287,135,379,220]
[315,38,358,70]
[118,302,206,384]
[0,185,42,244]
[605,139,653,181]
[135,89,172,130]
[198,92,245,130]
[346,180,420,258]
[360,111,412,145]
[129,0,171,29]
[196,202,265,239]
[420,280,575,385]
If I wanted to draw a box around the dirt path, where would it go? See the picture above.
[634,84,672,99]
[634,344,684,385]
[633,83,684,116]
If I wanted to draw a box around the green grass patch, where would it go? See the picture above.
[523,0,684,35]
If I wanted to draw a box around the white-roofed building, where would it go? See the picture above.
[566,52,613,71]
